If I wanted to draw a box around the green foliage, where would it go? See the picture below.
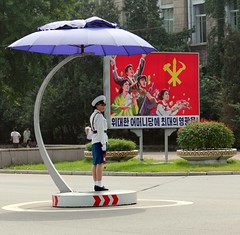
[86,138,137,151]
[205,0,217,15]
[205,0,225,40]
[4,0,240,148]
[200,74,221,120]
[220,28,240,147]
[39,56,103,143]
[177,120,235,150]
[123,0,163,43]
[162,29,193,52]
[123,0,191,52]
[203,0,240,148]
[76,0,119,22]
[0,0,80,141]
[205,0,225,77]
[0,0,119,143]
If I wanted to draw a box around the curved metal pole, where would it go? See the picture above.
[34,54,85,193]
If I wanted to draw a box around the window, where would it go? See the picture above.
[226,2,239,29]
[162,7,173,33]
[190,2,206,44]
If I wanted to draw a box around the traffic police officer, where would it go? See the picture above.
[90,95,108,191]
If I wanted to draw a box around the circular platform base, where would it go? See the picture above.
[52,190,137,207]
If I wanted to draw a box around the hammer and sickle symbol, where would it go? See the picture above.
[163,58,186,87]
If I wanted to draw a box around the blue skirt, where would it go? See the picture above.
[92,142,106,165]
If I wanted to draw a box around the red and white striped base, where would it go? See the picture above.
[52,190,137,207]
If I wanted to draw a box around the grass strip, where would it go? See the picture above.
[4,158,240,173]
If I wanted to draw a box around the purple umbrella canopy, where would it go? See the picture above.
[8,16,157,56]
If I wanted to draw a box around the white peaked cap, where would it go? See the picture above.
[91,95,106,106]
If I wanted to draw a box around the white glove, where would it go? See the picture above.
[101,144,107,151]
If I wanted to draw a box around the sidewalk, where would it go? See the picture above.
[139,151,240,161]
[141,151,180,160]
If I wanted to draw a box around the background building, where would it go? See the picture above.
[112,0,238,64]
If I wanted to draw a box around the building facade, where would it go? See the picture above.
[111,0,238,64]
[159,0,208,64]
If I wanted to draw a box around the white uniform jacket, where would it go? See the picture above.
[90,109,108,145]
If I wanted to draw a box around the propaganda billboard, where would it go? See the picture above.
[108,52,199,129]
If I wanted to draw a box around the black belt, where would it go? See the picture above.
[93,130,107,134]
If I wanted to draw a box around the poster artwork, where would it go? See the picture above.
[109,52,199,129]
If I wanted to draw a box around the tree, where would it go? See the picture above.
[220,29,240,146]
[76,0,119,22]
[200,0,227,121]
[37,0,120,143]
[0,0,197,145]
[205,0,225,77]
[123,0,191,52]
[39,56,103,143]
[123,0,165,49]
[199,74,221,120]
[0,1,76,142]
[204,0,240,147]
[0,0,55,142]
[95,0,120,22]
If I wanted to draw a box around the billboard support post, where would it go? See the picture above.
[131,129,143,161]
[164,129,177,163]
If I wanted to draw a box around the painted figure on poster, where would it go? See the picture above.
[111,54,146,89]
[111,79,138,116]
[156,89,190,116]
[135,75,158,116]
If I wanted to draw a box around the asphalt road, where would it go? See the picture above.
[1,173,240,235]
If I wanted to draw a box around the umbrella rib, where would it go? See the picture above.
[28,45,33,52]
[122,46,130,56]
[50,45,56,54]
[81,45,84,54]
[101,45,107,56]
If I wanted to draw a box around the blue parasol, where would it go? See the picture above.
[8,16,157,55]
[8,16,157,194]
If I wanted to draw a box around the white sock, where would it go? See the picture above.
[95,181,102,187]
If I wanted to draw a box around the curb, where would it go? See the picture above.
[1,169,240,176]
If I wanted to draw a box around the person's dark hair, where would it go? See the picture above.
[92,100,105,110]
[119,78,129,94]
[158,89,168,100]
[93,100,106,115]
[137,75,147,84]
[124,64,133,74]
